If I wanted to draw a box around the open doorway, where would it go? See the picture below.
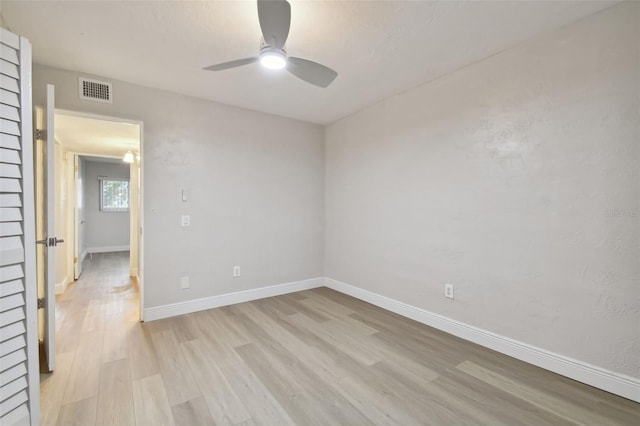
[36,110,143,375]
[53,111,142,286]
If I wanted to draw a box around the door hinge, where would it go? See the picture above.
[35,128,46,140]
[37,298,46,309]
[74,256,78,263]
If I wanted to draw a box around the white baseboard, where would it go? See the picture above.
[144,277,324,322]
[324,277,640,403]
[88,245,130,254]
[54,275,70,295]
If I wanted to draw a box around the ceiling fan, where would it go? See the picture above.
[203,0,338,88]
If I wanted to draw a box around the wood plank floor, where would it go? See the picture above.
[41,252,640,425]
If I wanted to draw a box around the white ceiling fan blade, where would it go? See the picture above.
[287,57,338,88]
[203,57,258,71]
[257,0,291,49]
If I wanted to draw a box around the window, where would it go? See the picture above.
[100,178,130,212]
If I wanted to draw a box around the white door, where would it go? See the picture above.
[35,84,59,372]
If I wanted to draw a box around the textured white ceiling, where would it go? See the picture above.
[55,113,140,158]
[3,1,617,124]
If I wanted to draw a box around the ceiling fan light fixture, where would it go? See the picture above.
[259,48,286,70]
[203,1,337,87]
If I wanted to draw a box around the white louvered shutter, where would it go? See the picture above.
[0,27,38,426]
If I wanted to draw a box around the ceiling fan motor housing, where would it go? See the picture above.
[260,38,286,56]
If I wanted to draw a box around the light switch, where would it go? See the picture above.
[180,276,190,289]
[181,215,190,227]
[182,189,189,202]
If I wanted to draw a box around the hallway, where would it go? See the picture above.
[40,252,138,425]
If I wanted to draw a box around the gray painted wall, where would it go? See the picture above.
[83,159,130,250]
[33,66,325,308]
[325,3,639,378]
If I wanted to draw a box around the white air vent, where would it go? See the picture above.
[79,77,112,103]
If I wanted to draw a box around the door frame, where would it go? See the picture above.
[54,108,145,321]
[72,153,80,280]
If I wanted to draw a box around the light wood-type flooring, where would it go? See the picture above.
[41,252,639,425]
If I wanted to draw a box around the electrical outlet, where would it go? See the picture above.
[445,284,454,299]
[181,215,190,227]
[180,276,190,289]
[233,266,241,277]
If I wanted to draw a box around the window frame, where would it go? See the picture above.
[99,177,130,213]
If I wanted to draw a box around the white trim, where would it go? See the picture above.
[80,248,88,264]
[144,277,324,322]
[55,275,70,295]
[55,108,142,126]
[324,277,640,403]
[88,245,130,254]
